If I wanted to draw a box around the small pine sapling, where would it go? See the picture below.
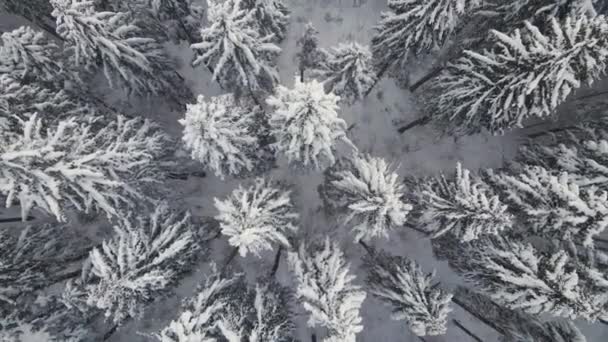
[192,0,281,94]
[85,205,197,325]
[321,42,377,104]
[288,238,366,342]
[214,178,298,258]
[365,252,453,336]
[266,77,355,170]
[414,162,513,242]
[320,153,412,242]
[296,22,327,82]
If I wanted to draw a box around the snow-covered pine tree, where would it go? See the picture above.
[489,166,608,247]
[0,0,58,38]
[0,26,64,84]
[319,153,411,242]
[240,0,290,42]
[321,42,376,104]
[413,162,513,242]
[51,0,186,99]
[371,0,482,79]
[426,14,608,135]
[157,270,294,342]
[463,236,606,321]
[214,178,298,257]
[266,77,354,170]
[179,94,259,179]
[503,319,588,342]
[296,22,327,82]
[84,205,197,325]
[288,238,366,342]
[192,0,281,94]
[0,114,169,221]
[365,252,452,336]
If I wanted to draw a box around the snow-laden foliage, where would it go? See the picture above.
[0,0,55,30]
[321,42,376,104]
[214,178,298,257]
[0,114,168,221]
[0,26,63,83]
[85,205,196,325]
[490,166,608,247]
[179,94,259,179]
[487,0,598,26]
[503,319,588,342]
[288,239,366,342]
[464,236,607,321]
[365,252,453,336]
[427,15,608,135]
[0,74,92,124]
[192,0,281,93]
[296,22,327,79]
[51,0,182,97]
[157,271,294,342]
[320,154,411,241]
[241,0,290,42]
[266,77,354,169]
[414,162,513,242]
[371,0,482,72]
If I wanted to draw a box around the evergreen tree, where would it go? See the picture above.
[214,178,298,257]
[192,0,281,94]
[365,252,453,336]
[320,153,412,242]
[179,94,260,179]
[51,0,186,98]
[266,77,354,170]
[0,114,169,221]
[321,42,376,104]
[489,166,608,247]
[295,22,327,82]
[425,14,608,135]
[0,26,64,83]
[240,0,290,42]
[463,236,607,321]
[288,238,366,342]
[371,0,482,78]
[83,205,197,325]
[0,0,58,38]
[413,162,513,242]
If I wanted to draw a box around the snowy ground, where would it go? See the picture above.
[3,0,608,341]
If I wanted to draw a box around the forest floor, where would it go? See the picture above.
[3,0,608,341]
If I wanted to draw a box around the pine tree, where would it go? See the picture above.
[0,26,64,83]
[463,236,607,321]
[266,77,354,170]
[0,114,169,221]
[365,252,453,336]
[371,0,482,78]
[288,238,366,342]
[320,153,412,242]
[214,178,298,258]
[321,42,376,104]
[51,0,186,98]
[240,0,290,42]
[413,162,513,242]
[84,205,197,325]
[179,94,261,179]
[192,0,281,94]
[426,14,608,135]
[296,22,327,82]
[489,166,608,247]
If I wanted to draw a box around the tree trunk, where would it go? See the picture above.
[397,115,431,134]
[300,67,305,82]
[311,333,317,342]
[103,324,119,341]
[527,125,575,139]
[358,239,374,256]
[220,247,239,275]
[453,319,483,342]
[418,337,428,342]
[404,223,431,236]
[600,319,608,326]
[167,171,207,180]
[409,67,444,93]
[364,62,391,98]
[0,216,36,223]
[270,246,283,278]
[451,296,503,335]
